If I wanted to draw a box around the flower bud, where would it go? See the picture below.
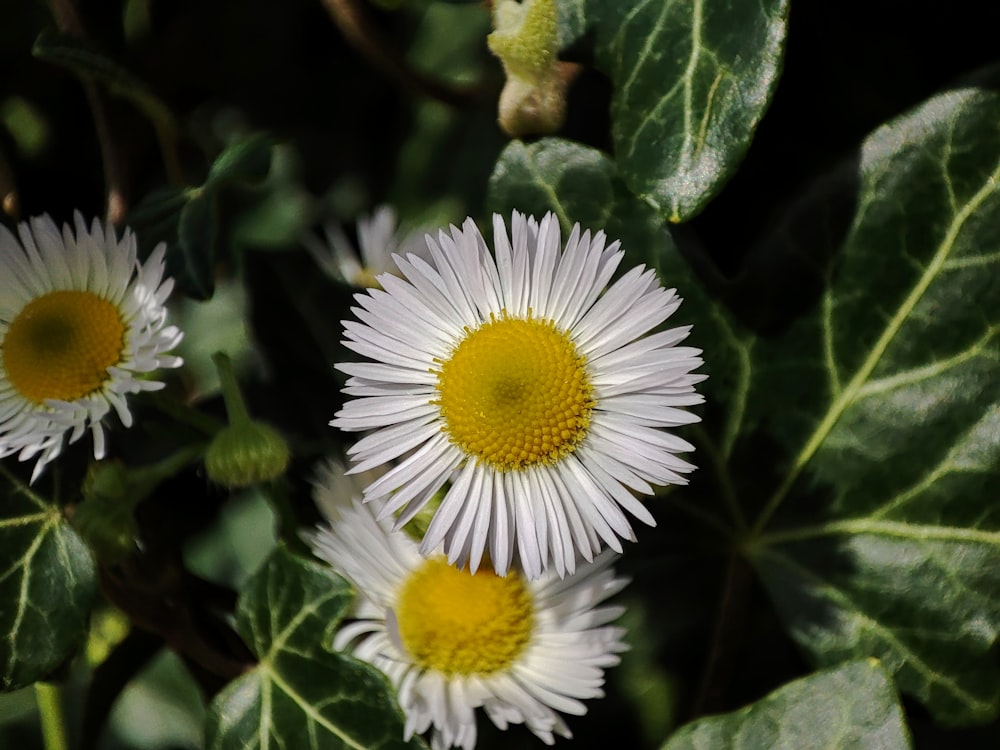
[488,0,568,137]
[205,420,290,488]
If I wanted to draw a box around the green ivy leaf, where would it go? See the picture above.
[558,0,788,222]
[205,545,425,750]
[736,80,1000,724]
[485,91,1000,727]
[0,469,97,691]
[662,660,911,750]
[487,137,676,273]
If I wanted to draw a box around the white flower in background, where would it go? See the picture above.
[308,473,628,750]
[0,213,183,480]
[304,204,429,288]
[332,211,705,579]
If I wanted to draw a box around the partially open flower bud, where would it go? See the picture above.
[488,0,568,137]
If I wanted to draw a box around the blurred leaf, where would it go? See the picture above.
[738,81,1000,724]
[558,0,789,222]
[130,187,218,300]
[487,137,676,273]
[207,134,274,187]
[205,545,424,750]
[0,469,97,691]
[32,28,179,145]
[663,660,911,750]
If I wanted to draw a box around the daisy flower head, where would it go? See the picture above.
[305,204,430,288]
[0,213,183,480]
[308,480,629,750]
[333,211,705,579]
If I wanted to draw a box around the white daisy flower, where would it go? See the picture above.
[0,213,183,480]
[308,474,628,750]
[332,211,704,579]
[305,204,429,288]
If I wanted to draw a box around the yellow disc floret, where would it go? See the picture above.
[3,290,126,403]
[434,313,593,471]
[396,556,534,675]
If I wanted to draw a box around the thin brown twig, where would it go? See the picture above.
[48,0,129,223]
[320,0,484,109]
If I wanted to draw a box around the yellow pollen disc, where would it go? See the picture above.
[396,557,534,675]
[434,314,593,471]
[3,290,126,404]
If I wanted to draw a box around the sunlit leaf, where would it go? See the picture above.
[486,93,1000,726]
[663,660,911,750]
[736,80,1000,724]
[487,137,676,273]
[0,469,97,691]
[557,0,789,222]
[205,545,424,750]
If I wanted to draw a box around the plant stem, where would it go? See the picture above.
[690,552,753,719]
[47,0,129,223]
[319,0,483,108]
[212,352,251,425]
[145,392,223,436]
[35,682,69,750]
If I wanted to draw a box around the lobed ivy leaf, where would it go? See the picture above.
[736,79,1000,724]
[0,468,97,691]
[205,545,425,750]
[557,0,789,222]
[487,137,677,274]
[662,660,911,750]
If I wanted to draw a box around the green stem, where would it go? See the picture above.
[212,352,251,426]
[146,392,223,436]
[34,682,68,750]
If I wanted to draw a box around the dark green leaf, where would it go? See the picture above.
[663,660,911,750]
[130,187,218,300]
[737,81,1000,724]
[207,134,274,187]
[487,137,676,273]
[0,469,97,691]
[205,545,424,750]
[560,0,789,222]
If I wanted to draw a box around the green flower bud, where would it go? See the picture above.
[488,0,568,137]
[205,420,290,488]
[206,351,291,488]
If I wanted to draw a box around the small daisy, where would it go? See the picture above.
[305,204,429,288]
[308,471,628,750]
[332,211,704,579]
[0,213,183,480]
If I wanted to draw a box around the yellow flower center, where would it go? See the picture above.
[434,314,593,471]
[396,556,534,675]
[3,290,126,404]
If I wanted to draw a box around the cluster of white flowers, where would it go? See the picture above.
[0,207,702,750]
[311,210,704,749]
